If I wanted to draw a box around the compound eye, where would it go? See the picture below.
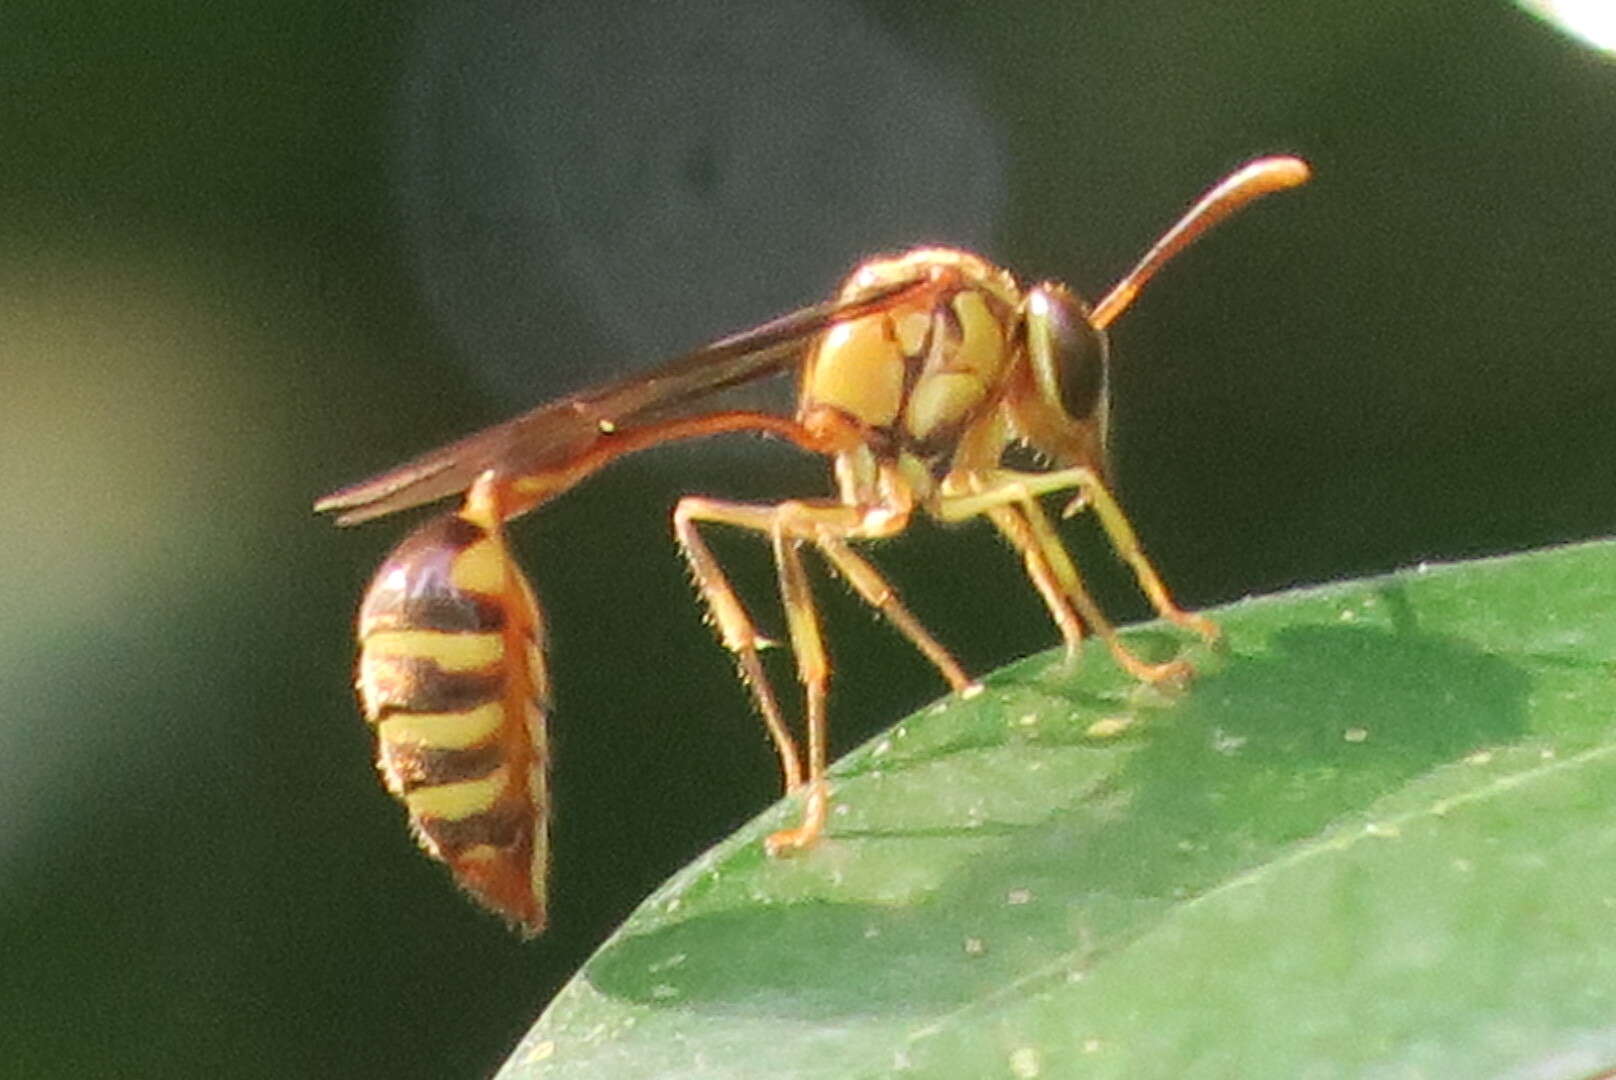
[1031,286,1108,423]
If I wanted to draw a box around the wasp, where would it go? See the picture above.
[318,156,1310,935]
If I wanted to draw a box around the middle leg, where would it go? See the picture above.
[673,494,972,852]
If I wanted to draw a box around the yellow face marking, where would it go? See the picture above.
[363,629,504,671]
[377,702,505,749]
[405,769,507,821]
[449,536,508,594]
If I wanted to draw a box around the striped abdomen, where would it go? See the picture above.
[355,483,550,935]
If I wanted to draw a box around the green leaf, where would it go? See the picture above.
[499,540,1616,1079]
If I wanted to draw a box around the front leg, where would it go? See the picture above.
[934,467,1216,682]
[937,466,1218,644]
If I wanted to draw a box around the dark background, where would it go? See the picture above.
[3,2,1613,1077]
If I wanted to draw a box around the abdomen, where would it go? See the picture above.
[355,497,550,935]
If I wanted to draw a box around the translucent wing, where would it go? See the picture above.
[316,273,933,525]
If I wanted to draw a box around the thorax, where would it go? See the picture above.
[798,248,1024,486]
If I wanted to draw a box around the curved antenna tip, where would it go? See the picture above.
[1236,155,1312,190]
[1090,154,1312,330]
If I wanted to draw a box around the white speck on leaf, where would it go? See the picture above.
[1086,716,1132,738]
[647,952,686,973]
[1009,1046,1041,1077]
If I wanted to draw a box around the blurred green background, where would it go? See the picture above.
[3,2,1613,1077]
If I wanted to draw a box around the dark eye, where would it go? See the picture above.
[1031,285,1108,423]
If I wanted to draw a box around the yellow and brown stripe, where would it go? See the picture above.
[355,478,551,935]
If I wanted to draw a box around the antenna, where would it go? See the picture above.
[1090,156,1311,330]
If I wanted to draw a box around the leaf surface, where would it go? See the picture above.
[502,540,1616,1079]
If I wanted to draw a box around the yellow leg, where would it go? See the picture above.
[766,513,830,855]
[980,502,1088,656]
[674,497,803,792]
[672,494,971,853]
[814,534,974,693]
[1017,497,1191,683]
[937,466,1219,645]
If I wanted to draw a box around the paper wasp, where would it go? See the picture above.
[318,156,1310,935]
